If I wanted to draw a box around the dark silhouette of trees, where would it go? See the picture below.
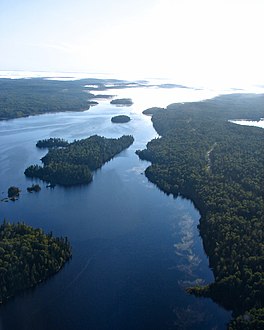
[111,115,131,123]
[7,186,20,198]
[110,98,133,106]
[27,184,41,192]
[36,138,69,149]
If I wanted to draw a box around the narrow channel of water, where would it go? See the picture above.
[0,83,231,329]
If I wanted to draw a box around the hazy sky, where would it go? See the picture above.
[1,0,264,85]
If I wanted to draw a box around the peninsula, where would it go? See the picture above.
[142,107,164,115]
[136,93,264,328]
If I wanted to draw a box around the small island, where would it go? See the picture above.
[110,98,133,106]
[0,220,72,304]
[27,184,41,192]
[25,135,134,186]
[111,115,131,123]
[7,186,20,199]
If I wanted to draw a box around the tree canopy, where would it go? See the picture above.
[111,115,131,123]
[25,135,134,186]
[0,78,95,120]
[0,220,71,303]
[36,137,69,149]
[136,93,264,329]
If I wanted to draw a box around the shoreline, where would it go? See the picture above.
[137,93,264,328]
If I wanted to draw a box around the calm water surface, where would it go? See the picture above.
[0,83,231,329]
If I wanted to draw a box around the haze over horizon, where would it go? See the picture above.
[1,0,264,87]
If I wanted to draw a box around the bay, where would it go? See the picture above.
[0,82,231,329]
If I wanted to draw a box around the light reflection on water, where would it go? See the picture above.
[89,85,222,111]
[0,80,232,330]
[229,119,264,128]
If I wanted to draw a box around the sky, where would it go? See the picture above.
[1,0,264,86]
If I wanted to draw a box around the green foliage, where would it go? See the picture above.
[0,220,71,303]
[136,93,264,327]
[25,163,92,186]
[0,78,149,120]
[0,78,93,120]
[111,115,131,123]
[25,135,134,186]
[229,308,264,330]
[36,138,69,149]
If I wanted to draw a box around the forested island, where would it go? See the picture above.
[0,221,71,303]
[111,115,131,123]
[137,93,264,329]
[25,135,134,186]
[110,98,133,106]
[7,186,20,199]
[27,184,41,192]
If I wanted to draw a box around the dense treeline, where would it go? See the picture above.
[36,137,69,148]
[137,93,264,328]
[110,98,133,106]
[229,308,264,329]
[25,162,93,186]
[0,78,144,120]
[111,115,131,123]
[0,78,93,120]
[25,135,134,186]
[0,220,71,303]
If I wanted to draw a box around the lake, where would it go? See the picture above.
[0,82,231,329]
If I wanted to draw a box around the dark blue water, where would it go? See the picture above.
[0,85,231,329]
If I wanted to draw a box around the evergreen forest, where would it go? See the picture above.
[111,115,131,123]
[0,78,95,120]
[25,135,134,186]
[36,137,69,149]
[0,221,71,303]
[137,93,264,329]
[0,78,141,120]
